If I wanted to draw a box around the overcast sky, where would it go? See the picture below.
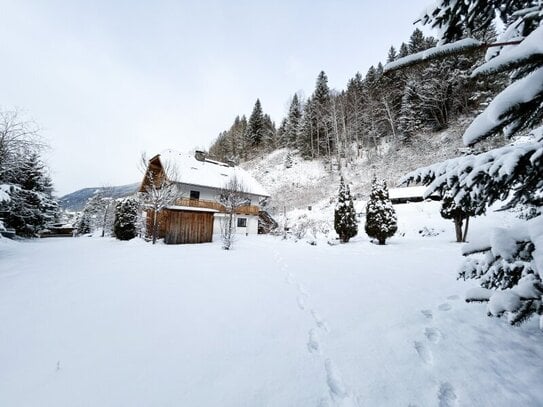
[1,0,430,195]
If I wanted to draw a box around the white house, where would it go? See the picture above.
[140,150,270,244]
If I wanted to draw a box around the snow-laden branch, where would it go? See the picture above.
[400,127,543,213]
[473,25,543,77]
[383,38,483,73]
[463,66,543,145]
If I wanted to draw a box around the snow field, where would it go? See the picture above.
[1,202,542,406]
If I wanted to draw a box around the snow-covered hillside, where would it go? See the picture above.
[243,121,474,239]
[1,202,541,406]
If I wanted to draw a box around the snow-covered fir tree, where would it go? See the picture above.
[113,197,139,241]
[76,211,92,235]
[334,177,358,243]
[2,152,58,237]
[401,0,543,327]
[245,99,265,147]
[284,151,293,169]
[284,94,302,148]
[365,177,397,245]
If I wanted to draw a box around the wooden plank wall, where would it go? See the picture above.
[163,210,214,244]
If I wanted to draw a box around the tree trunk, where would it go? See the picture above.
[378,237,386,245]
[462,216,470,243]
[152,209,158,244]
[454,217,463,242]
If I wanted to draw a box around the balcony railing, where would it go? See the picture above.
[174,198,260,215]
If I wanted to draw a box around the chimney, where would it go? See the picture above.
[195,150,207,162]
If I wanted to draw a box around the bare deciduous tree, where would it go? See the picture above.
[139,153,182,244]
[217,176,249,250]
[0,110,44,182]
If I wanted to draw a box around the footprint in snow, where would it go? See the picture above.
[297,283,308,295]
[324,359,348,400]
[447,295,459,301]
[414,341,433,365]
[438,382,457,407]
[421,309,433,320]
[285,273,295,285]
[438,303,452,311]
[424,327,442,344]
[307,329,321,354]
[297,295,307,310]
[311,310,330,333]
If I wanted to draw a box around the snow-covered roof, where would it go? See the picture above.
[165,205,219,213]
[388,186,438,199]
[156,150,269,197]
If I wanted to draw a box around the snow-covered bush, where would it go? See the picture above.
[365,177,397,245]
[113,198,139,241]
[334,177,358,243]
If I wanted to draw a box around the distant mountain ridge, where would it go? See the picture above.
[59,183,139,211]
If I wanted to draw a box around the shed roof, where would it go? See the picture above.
[165,205,219,213]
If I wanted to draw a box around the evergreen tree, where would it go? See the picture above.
[76,211,92,235]
[312,71,333,157]
[284,94,302,148]
[113,197,139,241]
[245,99,265,147]
[284,151,293,169]
[3,153,58,236]
[365,177,397,245]
[440,191,476,242]
[408,28,426,54]
[386,46,397,63]
[398,42,409,58]
[334,177,358,243]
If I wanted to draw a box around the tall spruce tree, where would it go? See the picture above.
[284,94,302,148]
[334,177,358,243]
[365,177,397,245]
[245,99,265,147]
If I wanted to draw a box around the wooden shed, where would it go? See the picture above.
[148,206,218,244]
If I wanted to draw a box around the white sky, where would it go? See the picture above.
[0,0,430,195]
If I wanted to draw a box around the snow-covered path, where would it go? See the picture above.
[1,203,542,406]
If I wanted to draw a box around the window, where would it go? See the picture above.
[190,190,200,200]
[237,218,247,228]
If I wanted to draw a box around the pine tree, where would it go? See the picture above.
[386,46,397,63]
[408,28,426,54]
[113,197,139,241]
[245,99,265,147]
[284,94,302,148]
[440,191,476,242]
[312,71,333,157]
[284,151,293,169]
[365,177,397,245]
[3,153,58,236]
[334,177,358,243]
[76,211,92,235]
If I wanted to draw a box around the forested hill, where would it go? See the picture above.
[60,183,139,211]
[208,27,505,166]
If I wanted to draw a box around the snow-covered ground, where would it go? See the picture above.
[1,202,542,406]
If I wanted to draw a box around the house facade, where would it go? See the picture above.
[139,150,270,244]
